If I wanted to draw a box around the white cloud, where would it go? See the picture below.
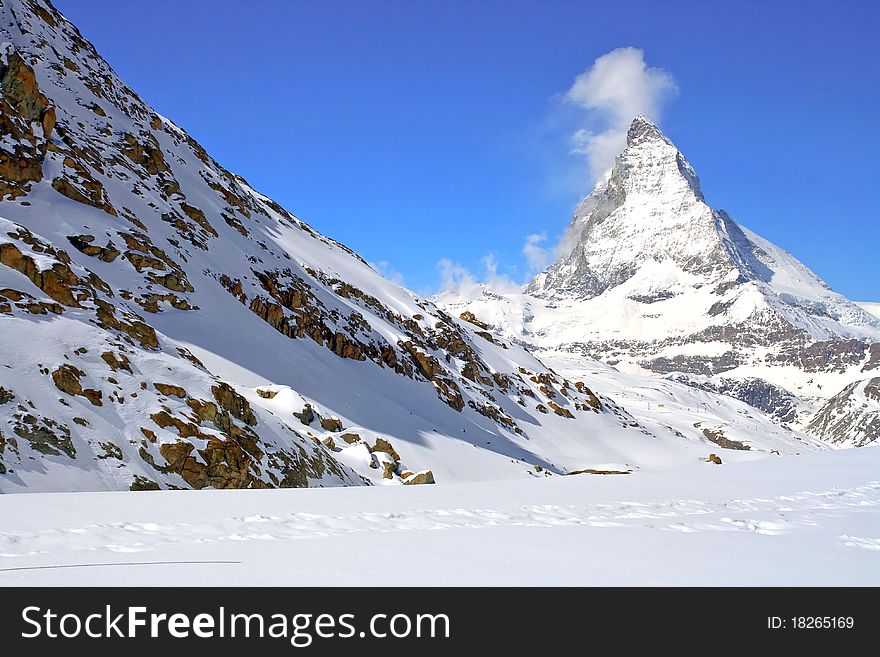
[435,254,520,297]
[481,253,520,293]
[434,232,565,296]
[523,233,552,274]
[437,258,477,295]
[565,47,677,181]
[371,260,405,286]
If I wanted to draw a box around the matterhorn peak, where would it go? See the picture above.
[611,114,705,205]
[527,112,880,347]
[625,114,671,147]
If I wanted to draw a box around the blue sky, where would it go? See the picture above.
[54,0,879,299]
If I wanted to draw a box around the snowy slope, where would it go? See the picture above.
[437,117,879,443]
[0,448,876,585]
[3,0,814,493]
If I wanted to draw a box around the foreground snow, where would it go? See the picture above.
[1,448,877,586]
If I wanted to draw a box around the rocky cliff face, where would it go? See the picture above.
[807,378,880,447]
[3,0,711,492]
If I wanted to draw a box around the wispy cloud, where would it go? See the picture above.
[371,260,405,286]
[437,258,477,294]
[565,47,677,182]
[435,253,521,297]
[523,232,552,274]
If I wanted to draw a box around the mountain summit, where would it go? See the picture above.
[526,115,879,343]
[529,116,876,340]
[443,117,879,439]
[626,114,679,148]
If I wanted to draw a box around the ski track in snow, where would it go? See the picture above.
[2,482,877,562]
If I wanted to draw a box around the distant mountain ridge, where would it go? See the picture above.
[438,117,880,444]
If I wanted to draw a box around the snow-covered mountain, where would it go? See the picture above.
[437,117,880,444]
[3,0,817,493]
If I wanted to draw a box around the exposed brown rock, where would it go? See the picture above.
[0,241,84,307]
[51,364,102,406]
[13,413,75,458]
[94,299,159,349]
[66,234,120,262]
[97,442,123,460]
[400,340,464,411]
[462,361,493,386]
[0,288,25,301]
[100,350,133,373]
[574,381,602,409]
[402,470,435,485]
[707,453,723,465]
[51,164,117,216]
[1,51,51,123]
[382,461,397,479]
[136,291,193,313]
[150,410,203,439]
[121,131,169,176]
[180,202,218,237]
[468,400,521,433]
[211,382,257,425]
[154,382,187,398]
[547,400,575,418]
[370,437,400,461]
[156,437,254,490]
[459,310,489,330]
[124,250,167,272]
[474,330,495,343]
[700,426,750,451]
[865,343,880,372]
[130,475,160,491]
[320,416,343,432]
[293,403,315,425]
[33,2,59,28]
[0,50,54,199]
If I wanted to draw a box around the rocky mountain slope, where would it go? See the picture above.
[3,0,815,493]
[437,117,880,444]
[806,378,880,448]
